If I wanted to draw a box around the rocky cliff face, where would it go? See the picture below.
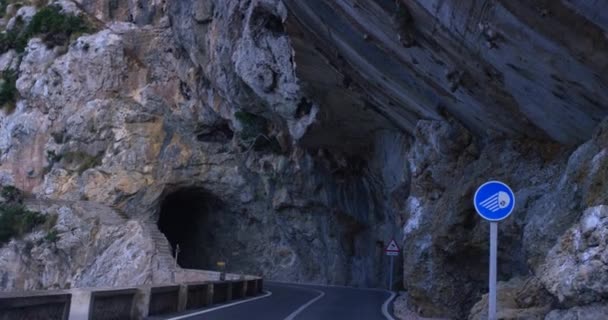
[0,0,405,291]
[0,0,606,319]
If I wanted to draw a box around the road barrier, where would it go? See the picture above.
[148,285,181,316]
[0,292,71,320]
[231,280,246,300]
[185,282,211,310]
[246,279,258,297]
[89,288,138,320]
[211,281,232,304]
[0,276,263,320]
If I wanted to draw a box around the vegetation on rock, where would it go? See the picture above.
[235,111,283,153]
[0,203,46,245]
[235,111,268,142]
[0,185,21,203]
[0,15,27,52]
[61,151,103,174]
[43,228,59,244]
[0,0,9,19]
[0,5,93,54]
[26,5,92,48]
[0,70,17,110]
[0,186,55,246]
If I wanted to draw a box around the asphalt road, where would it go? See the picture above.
[164,282,394,320]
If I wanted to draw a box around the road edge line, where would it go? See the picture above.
[283,287,325,320]
[381,291,397,320]
[166,290,273,320]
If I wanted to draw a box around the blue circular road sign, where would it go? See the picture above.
[474,181,515,221]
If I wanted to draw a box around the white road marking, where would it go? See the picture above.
[282,286,325,320]
[166,290,273,320]
[381,291,397,320]
[270,281,396,320]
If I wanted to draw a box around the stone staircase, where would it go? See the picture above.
[142,221,177,282]
[102,201,177,281]
[29,200,176,269]
[24,197,216,283]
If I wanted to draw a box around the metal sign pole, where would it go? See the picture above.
[489,222,498,320]
[385,239,400,291]
[388,256,394,291]
[474,181,514,320]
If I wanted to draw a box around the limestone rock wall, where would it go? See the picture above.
[0,0,404,292]
[0,200,165,290]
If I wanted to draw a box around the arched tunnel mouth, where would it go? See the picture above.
[157,187,228,270]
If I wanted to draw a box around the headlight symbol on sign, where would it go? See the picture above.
[479,191,511,212]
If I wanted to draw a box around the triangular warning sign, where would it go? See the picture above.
[385,239,400,252]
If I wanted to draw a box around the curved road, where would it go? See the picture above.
[164,282,395,320]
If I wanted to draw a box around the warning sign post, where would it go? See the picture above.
[385,239,400,290]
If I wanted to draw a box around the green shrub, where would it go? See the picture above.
[234,111,285,153]
[235,111,268,142]
[44,229,59,244]
[1,185,22,203]
[0,70,18,110]
[0,1,6,19]
[0,204,46,245]
[0,5,93,54]
[0,16,29,53]
[0,0,19,20]
[24,5,92,48]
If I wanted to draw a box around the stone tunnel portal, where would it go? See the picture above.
[157,187,229,270]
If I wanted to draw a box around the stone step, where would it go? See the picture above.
[143,222,180,271]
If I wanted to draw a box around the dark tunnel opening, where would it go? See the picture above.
[157,187,225,270]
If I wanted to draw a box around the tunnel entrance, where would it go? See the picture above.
[157,187,228,270]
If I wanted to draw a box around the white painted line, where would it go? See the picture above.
[283,286,325,320]
[270,280,396,320]
[381,291,397,320]
[166,291,273,320]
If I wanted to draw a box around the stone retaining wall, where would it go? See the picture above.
[0,278,263,320]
